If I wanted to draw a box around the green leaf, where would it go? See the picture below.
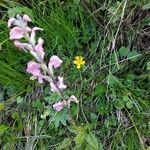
[32,100,44,111]
[86,133,100,150]
[108,7,116,13]
[147,62,150,71]
[11,112,19,121]
[53,110,68,128]
[131,0,143,6]
[57,138,72,150]
[16,96,23,104]
[49,92,61,102]
[90,113,97,121]
[73,0,80,4]
[118,46,129,57]
[127,51,138,61]
[107,74,118,86]
[0,90,4,102]
[8,7,23,17]
[7,7,34,22]
[44,96,51,102]
[142,3,150,10]
[115,100,124,109]
[0,103,4,111]
[0,125,9,134]
[126,101,133,109]
[95,85,105,96]
[123,95,129,102]
[73,125,91,149]
[147,146,150,150]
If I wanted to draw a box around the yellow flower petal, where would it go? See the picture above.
[73,60,78,65]
[73,56,85,69]
[81,61,85,65]
[77,65,81,69]
[79,57,83,61]
[75,56,80,60]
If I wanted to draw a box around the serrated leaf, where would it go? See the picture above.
[53,110,68,128]
[57,138,71,150]
[75,130,86,146]
[86,133,100,150]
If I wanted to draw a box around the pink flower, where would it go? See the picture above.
[37,75,44,83]
[67,95,78,108]
[30,27,43,45]
[23,14,31,22]
[8,15,31,29]
[14,40,32,51]
[50,82,58,92]
[50,76,67,92]
[57,76,67,89]
[69,95,78,103]
[35,38,45,60]
[53,102,65,111]
[26,61,44,83]
[8,18,16,27]
[9,27,25,40]
[48,55,63,68]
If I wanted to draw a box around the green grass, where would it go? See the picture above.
[0,0,150,149]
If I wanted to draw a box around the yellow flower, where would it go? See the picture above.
[73,56,85,69]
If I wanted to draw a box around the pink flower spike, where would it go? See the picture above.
[50,82,58,92]
[35,38,45,59]
[23,14,31,22]
[57,76,67,90]
[9,27,25,40]
[8,18,16,27]
[49,55,63,68]
[53,102,64,111]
